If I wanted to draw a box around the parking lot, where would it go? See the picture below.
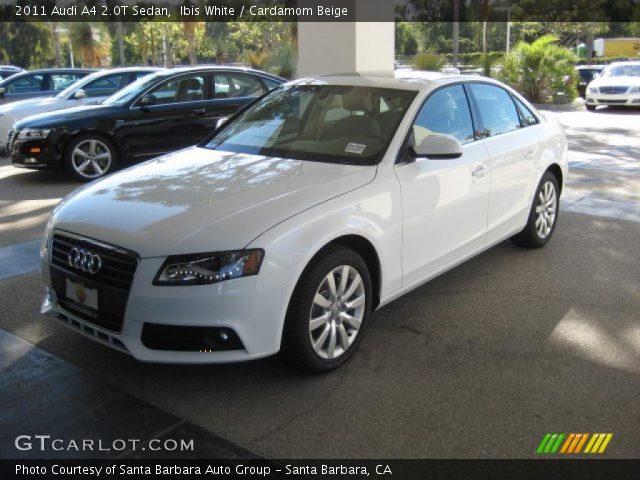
[1,106,639,459]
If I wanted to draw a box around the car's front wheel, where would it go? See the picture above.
[586,104,596,111]
[65,134,117,182]
[511,171,559,249]
[282,246,372,373]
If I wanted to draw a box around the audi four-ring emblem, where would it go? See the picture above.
[67,248,102,274]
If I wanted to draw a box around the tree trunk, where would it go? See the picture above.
[183,22,197,65]
[52,22,61,67]
[116,21,125,66]
[452,0,459,68]
[586,29,594,66]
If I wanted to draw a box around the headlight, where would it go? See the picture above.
[17,128,50,141]
[587,86,598,94]
[629,86,640,93]
[154,249,264,286]
[40,213,55,259]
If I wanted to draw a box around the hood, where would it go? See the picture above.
[0,96,63,115]
[52,147,377,257]
[15,104,118,129]
[591,76,640,88]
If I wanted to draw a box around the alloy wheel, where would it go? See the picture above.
[71,139,112,179]
[535,180,557,239]
[309,265,366,360]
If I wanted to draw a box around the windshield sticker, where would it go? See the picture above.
[345,143,366,154]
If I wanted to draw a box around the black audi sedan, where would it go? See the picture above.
[9,66,285,181]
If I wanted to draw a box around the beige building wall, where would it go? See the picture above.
[297,0,394,77]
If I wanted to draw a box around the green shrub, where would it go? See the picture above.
[413,51,445,71]
[270,43,296,79]
[496,35,578,104]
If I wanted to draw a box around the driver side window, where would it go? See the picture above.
[413,85,475,146]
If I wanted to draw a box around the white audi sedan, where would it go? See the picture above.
[40,73,568,372]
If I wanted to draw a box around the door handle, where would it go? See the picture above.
[525,150,535,159]
[193,108,206,115]
[472,165,487,179]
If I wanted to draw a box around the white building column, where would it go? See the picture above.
[296,0,395,77]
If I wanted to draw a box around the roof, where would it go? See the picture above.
[162,65,284,80]
[290,69,494,91]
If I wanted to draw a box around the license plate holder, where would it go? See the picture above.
[64,278,99,312]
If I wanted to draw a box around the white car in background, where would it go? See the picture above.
[585,61,640,110]
[40,73,568,373]
[0,67,159,154]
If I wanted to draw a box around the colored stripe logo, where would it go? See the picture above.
[536,433,613,454]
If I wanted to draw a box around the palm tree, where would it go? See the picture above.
[69,23,110,67]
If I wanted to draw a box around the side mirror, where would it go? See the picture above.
[0,87,5,97]
[73,89,86,99]
[592,73,600,80]
[139,94,157,107]
[412,134,463,159]
[215,117,229,130]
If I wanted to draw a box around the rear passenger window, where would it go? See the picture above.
[412,85,475,145]
[513,97,538,126]
[213,74,266,99]
[469,83,521,136]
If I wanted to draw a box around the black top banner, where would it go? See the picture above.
[1,0,639,22]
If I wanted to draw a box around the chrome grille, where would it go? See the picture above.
[51,233,138,291]
[598,86,628,95]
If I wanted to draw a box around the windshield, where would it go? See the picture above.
[102,71,167,106]
[205,85,417,165]
[602,64,640,78]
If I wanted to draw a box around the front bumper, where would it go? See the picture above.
[41,241,289,364]
[585,93,640,107]
[10,137,59,169]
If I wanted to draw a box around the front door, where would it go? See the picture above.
[394,84,491,287]
[119,72,217,160]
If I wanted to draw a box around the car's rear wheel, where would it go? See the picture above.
[281,246,372,373]
[511,171,559,249]
[65,134,117,182]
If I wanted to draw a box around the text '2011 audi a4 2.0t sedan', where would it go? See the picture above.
[40,73,568,373]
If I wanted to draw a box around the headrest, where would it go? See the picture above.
[342,93,372,112]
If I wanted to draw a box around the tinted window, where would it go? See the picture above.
[5,74,44,93]
[147,75,206,105]
[213,73,266,99]
[513,97,538,126]
[413,85,475,145]
[51,74,84,91]
[83,73,126,98]
[470,83,521,136]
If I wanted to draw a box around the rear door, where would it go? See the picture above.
[467,83,541,243]
[119,72,216,159]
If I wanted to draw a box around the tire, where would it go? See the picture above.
[511,171,560,249]
[281,245,373,373]
[64,133,117,182]
[586,104,596,111]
